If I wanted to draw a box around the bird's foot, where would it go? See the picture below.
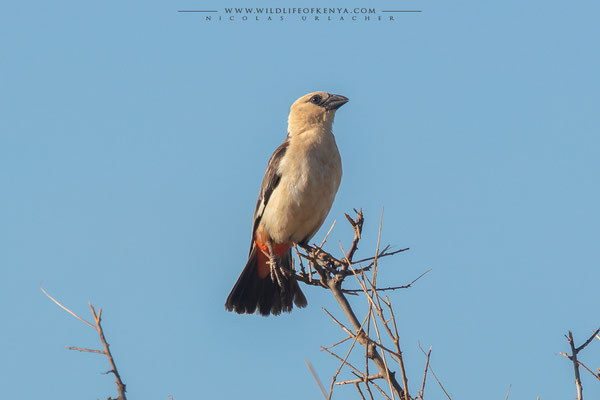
[268,255,287,287]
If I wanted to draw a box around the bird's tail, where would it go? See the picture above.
[225,245,307,316]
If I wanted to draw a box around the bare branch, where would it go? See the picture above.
[568,331,584,400]
[355,382,368,400]
[326,309,371,400]
[564,329,600,400]
[91,304,127,400]
[40,285,95,329]
[370,380,393,400]
[369,302,396,398]
[65,346,106,354]
[322,307,356,338]
[352,247,410,267]
[337,374,384,385]
[294,244,307,277]
[342,268,430,294]
[504,384,512,400]
[305,359,328,400]
[298,243,344,269]
[372,207,384,287]
[418,342,451,400]
[42,287,127,400]
[365,306,373,396]
[328,266,411,399]
[296,209,421,400]
[380,293,409,400]
[320,347,363,376]
[576,328,600,353]
[418,345,431,400]
[320,219,337,248]
[559,353,600,382]
[322,335,353,351]
[341,209,364,268]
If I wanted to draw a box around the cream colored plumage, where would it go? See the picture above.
[226,91,348,316]
[261,96,343,244]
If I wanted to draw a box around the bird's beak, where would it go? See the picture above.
[323,94,349,111]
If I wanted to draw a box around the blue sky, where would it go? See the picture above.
[2,0,599,399]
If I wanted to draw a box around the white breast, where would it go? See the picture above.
[260,129,342,244]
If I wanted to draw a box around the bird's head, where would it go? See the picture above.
[288,91,349,136]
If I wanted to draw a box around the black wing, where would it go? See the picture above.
[249,139,289,253]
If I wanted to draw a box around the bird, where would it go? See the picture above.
[225,91,348,316]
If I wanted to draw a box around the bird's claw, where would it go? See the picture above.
[268,255,287,287]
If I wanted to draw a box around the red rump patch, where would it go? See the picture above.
[255,227,291,279]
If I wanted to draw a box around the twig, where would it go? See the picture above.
[338,242,396,399]
[564,329,600,400]
[349,247,411,276]
[298,243,344,269]
[305,359,328,400]
[371,380,393,400]
[385,295,410,400]
[322,335,353,351]
[352,247,410,265]
[295,273,328,288]
[298,209,418,400]
[418,343,451,400]
[418,345,431,400]
[341,209,364,269]
[41,286,127,400]
[559,328,600,384]
[342,269,431,295]
[66,346,106,354]
[369,303,395,399]
[559,352,600,381]
[40,285,95,328]
[577,328,600,353]
[322,307,356,338]
[326,309,371,400]
[337,374,384,385]
[365,306,373,396]
[320,220,337,248]
[322,306,405,361]
[505,384,512,400]
[294,244,307,276]
[569,332,584,400]
[90,303,127,400]
[355,382,368,400]
[327,270,410,399]
[320,347,363,376]
[372,207,384,287]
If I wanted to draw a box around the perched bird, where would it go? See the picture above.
[225,91,348,316]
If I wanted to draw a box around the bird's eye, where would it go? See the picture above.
[310,95,322,104]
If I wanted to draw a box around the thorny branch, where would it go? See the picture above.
[41,286,127,400]
[296,209,439,400]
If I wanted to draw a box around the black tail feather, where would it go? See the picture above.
[225,246,307,316]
